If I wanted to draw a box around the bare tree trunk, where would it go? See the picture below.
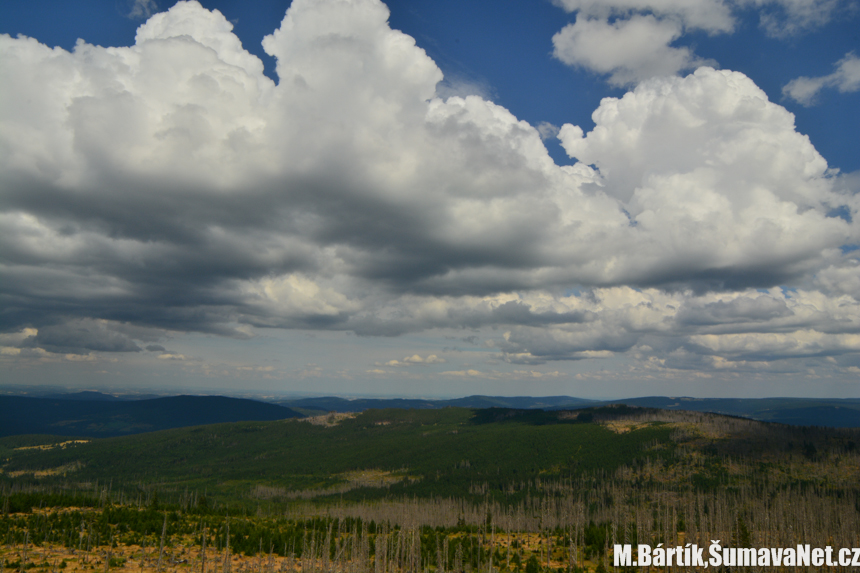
[105,528,114,573]
[85,524,91,564]
[545,529,550,572]
[224,521,231,573]
[20,530,29,573]
[201,525,207,573]
[323,522,332,572]
[140,532,148,567]
[489,526,494,573]
[157,514,167,573]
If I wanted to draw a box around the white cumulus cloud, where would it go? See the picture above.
[551,0,851,85]
[552,15,711,86]
[552,0,736,33]
[384,354,445,367]
[783,52,860,105]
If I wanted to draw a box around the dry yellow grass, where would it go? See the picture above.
[0,540,307,573]
[14,441,90,452]
[298,413,356,427]
[5,462,83,478]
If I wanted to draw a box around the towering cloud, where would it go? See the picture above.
[1,0,858,381]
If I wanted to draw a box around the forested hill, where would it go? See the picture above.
[3,406,859,510]
[601,396,860,428]
[279,395,860,427]
[0,406,685,504]
[0,395,303,438]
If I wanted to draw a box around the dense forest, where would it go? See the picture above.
[2,406,859,572]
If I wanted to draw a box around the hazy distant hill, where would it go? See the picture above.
[0,395,303,438]
[41,391,121,401]
[40,391,163,401]
[277,394,596,413]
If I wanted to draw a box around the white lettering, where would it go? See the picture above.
[812,548,824,567]
[738,548,756,566]
[691,544,705,567]
[613,545,633,567]
[708,540,722,567]
[770,548,783,566]
[722,548,736,567]
[610,542,860,568]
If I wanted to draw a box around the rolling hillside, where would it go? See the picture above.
[1,407,671,502]
[278,394,860,427]
[601,396,860,427]
[3,405,858,507]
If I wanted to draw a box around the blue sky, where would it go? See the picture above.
[1,0,859,398]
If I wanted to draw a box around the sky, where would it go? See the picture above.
[1,0,860,399]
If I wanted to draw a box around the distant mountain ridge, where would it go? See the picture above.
[3,391,860,438]
[48,391,168,401]
[277,394,596,413]
[0,395,302,438]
